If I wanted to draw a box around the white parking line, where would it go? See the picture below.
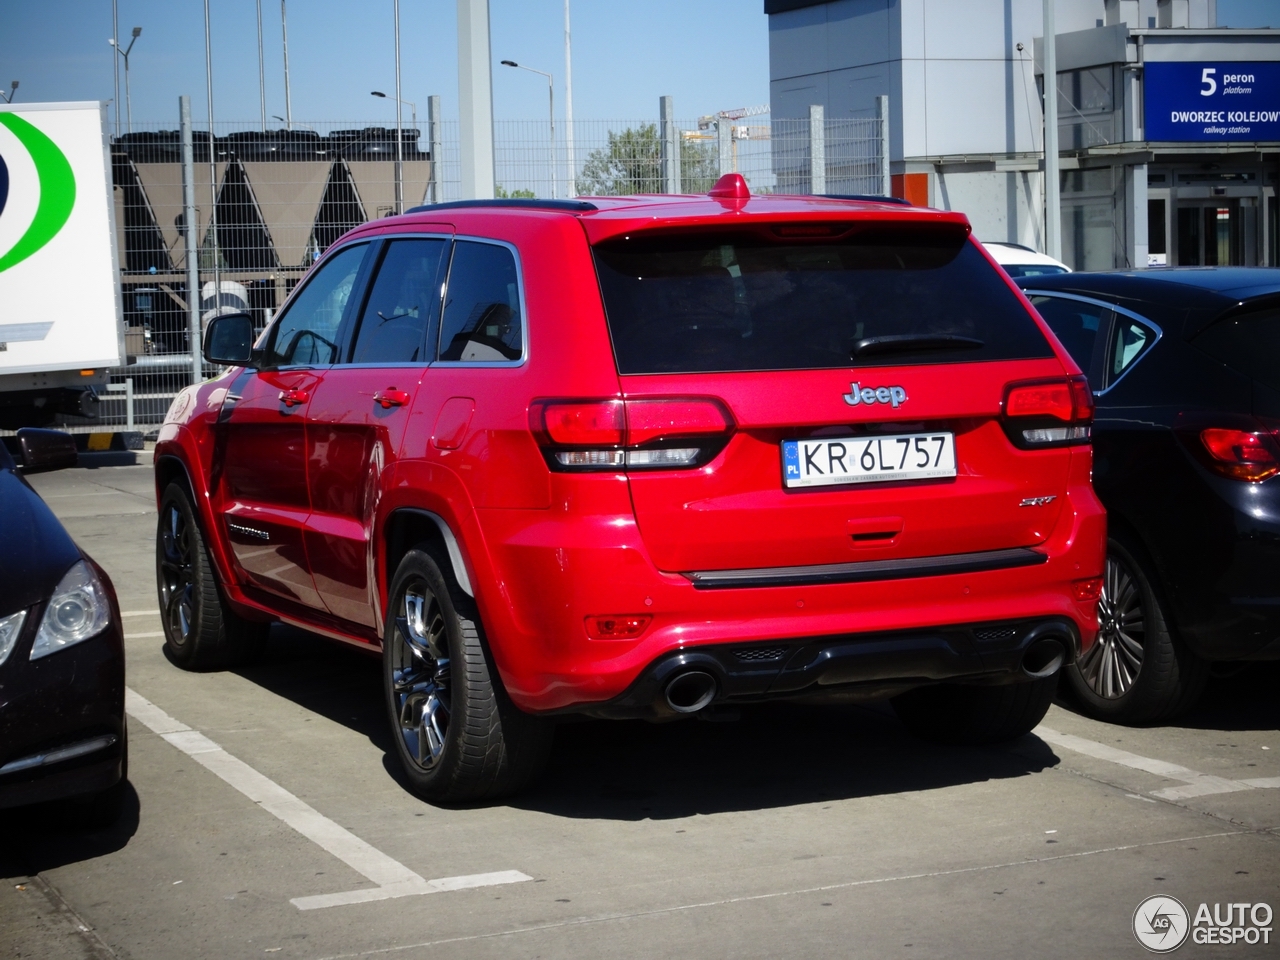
[120,610,158,617]
[124,632,166,639]
[124,688,532,910]
[1035,725,1280,800]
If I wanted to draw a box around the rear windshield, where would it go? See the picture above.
[1193,306,1280,392]
[593,228,1053,374]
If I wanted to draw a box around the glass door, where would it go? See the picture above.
[1175,200,1240,266]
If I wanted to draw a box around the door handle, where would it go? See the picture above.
[374,388,412,409]
[279,388,309,407]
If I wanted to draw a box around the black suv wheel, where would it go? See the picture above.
[383,547,552,803]
[156,482,269,670]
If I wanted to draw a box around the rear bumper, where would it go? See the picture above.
[577,617,1080,719]
[478,474,1105,713]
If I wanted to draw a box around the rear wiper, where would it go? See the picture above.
[850,334,984,359]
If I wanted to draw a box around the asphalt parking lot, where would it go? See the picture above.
[2,459,1277,959]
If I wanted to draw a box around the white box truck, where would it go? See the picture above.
[0,101,123,429]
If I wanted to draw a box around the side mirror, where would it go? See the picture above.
[203,313,258,367]
[16,428,78,474]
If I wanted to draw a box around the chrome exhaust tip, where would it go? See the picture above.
[1021,638,1065,679]
[664,670,717,714]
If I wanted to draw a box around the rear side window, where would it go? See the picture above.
[593,229,1053,374]
[349,238,449,364]
[438,241,523,362]
[1108,317,1155,383]
[1193,306,1280,392]
[1029,295,1108,370]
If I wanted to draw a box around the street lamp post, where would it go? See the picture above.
[108,27,142,134]
[0,81,17,105]
[500,60,555,199]
[371,91,417,127]
[281,0,293,130]
[393,0,403,214]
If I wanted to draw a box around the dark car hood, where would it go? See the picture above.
[0,467,81,617]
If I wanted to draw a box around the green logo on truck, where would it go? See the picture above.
[0,112,77,274]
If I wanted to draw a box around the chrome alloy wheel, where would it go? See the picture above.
[391,584,452,769]
[1078,554,1145,699]
[158,502,196,645]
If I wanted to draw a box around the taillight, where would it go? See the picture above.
[530,398,733,471]
[1198,428,1280,482]
[1001,376,1093,448]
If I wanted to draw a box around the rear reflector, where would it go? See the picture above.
[531,397,733,472]
[585,615,652,640]
[1072,577,1103,602]
[1002,375,1093,448]
[1199,428,1280,482]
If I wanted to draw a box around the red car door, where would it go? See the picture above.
[216,241,370,610]
[304,234,452,630]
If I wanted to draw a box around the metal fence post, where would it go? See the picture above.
[180,96,202,386]
[718,118,732,176]
[428,95,443,203]
[809,104,825,195]
[659,96,679,194]
[876,95,891,197]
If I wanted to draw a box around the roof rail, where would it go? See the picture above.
[820,194,912,206]
[405,198,599,214]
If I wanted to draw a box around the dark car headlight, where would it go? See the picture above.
[30,561,111,660]
[0,610,26,666]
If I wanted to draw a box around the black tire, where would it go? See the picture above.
[383,547,552,803]
[891,675,1057,745]
[1064,536,1207,724]
[156,482,269,670]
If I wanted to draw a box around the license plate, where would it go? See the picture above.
[782,433,956,488]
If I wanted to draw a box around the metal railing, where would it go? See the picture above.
[50,102,887,433]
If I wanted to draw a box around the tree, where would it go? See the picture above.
[495,184,536,199]
[576,123,720,196]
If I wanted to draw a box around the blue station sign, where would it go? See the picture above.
[1144,61,1280,142]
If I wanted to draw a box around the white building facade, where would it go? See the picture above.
[767,0,1280,269]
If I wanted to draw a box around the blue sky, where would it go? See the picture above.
[0,0,772,127]
[1,1,1276,129]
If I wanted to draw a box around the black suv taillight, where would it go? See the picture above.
[1000,376,1093,449]
[529,398,734,471]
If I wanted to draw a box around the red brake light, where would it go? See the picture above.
[625,398,731,445]
[530,398,734,471]
[536,400,625,446]
[1006,382,1073,420]
[585,615,652,640]
[1199,428,1280,482]
[1001,376,1092,447]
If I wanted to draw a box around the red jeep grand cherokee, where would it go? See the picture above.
[155,177,1104,801]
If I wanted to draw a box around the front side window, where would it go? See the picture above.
[1029,295,1108,372]
[266,243,367,366]
[438,241,523,362]
[349,238,449,364]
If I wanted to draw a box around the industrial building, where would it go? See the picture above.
[767,0,1280,269]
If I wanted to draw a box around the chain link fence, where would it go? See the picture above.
[49,106,885,434]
